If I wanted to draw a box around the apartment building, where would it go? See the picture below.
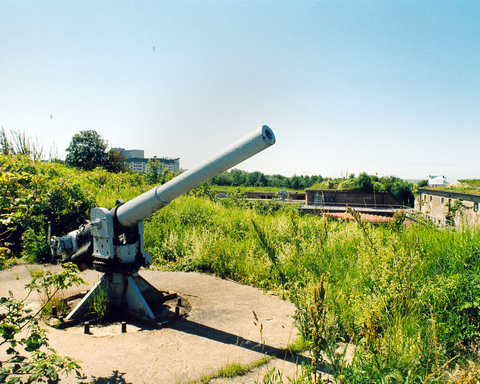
[112,148,145,159]
[112,147,180,174]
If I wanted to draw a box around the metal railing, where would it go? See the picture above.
[301,202,412,211]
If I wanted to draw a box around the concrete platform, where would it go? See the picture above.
[0,264,308,383]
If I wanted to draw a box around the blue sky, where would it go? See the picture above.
[1,1,479,180]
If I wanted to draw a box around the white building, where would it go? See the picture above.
[428,175,458,187]
[112,147,180,174]
[112,148,144,159]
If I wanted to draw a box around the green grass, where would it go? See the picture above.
[145,196,480,382]
[3,155,480,382]
[211,185,304,193]
[424,180,480,195]
[306,181,339,190]
[179,356,272,384]
[459,179,480,186]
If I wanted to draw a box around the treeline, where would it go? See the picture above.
[211,170,415,206]
[211,169,324,190]
[1,128,415,205]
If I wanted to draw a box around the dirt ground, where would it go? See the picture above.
[0,264,310,383]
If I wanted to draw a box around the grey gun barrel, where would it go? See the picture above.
[116,125,276,228]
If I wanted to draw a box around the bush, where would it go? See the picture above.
[0,155,96,264]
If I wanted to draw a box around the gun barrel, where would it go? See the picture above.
[116,125,276,228]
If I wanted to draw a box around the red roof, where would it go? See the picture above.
[323,212,392,223]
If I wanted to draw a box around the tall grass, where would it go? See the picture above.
[2,156,480,381]
[144,195,480,382]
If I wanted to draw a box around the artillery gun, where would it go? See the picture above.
[49,126,276,325]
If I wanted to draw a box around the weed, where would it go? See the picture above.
[1,265,84,383]
[253,310,265,352]
[91,284,110,321]
[180,356,272,384]
[255,365,313,384]
[26,263,86,317]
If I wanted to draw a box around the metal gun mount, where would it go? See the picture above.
[49,126,276,325]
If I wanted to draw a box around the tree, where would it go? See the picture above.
[246,171,268,187]
[288,175,303,190]
[446,198,468,226]
[373,181,387,193]
[417,179,428,188]
[211,171,232,186]
[356,172,374,193]
[104,149,128,173]
[145,158,163,185]
[231,169,247,186]
[309,175,323,186]
[65,130,108,171]
[268,174,287,188]
[0,127,12,155]
[390,179,415,207]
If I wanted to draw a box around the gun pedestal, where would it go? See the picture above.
[60,206,177,326]
[65,272,173,325]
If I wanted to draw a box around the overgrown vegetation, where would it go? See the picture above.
[91,285,110,321]
[0,154,150,264]
[1,151,479,382]
[308,172,415,207]
[211,169,324,190]
[429,179,480,196]
[144,196,480,382]
[0,263,84,383]
[211,170,415,207]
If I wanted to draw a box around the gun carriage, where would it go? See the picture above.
[49,126,276,325]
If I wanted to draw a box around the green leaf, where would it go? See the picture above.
[21,364,34,373]
[25,336,41,352]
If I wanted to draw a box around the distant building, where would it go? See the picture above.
[112,148,145,159]
[148,157,180,173]
[126,158,149,173]
[428,175,458,187]
[417,188,480,227]
[112,147,180,174]
[304,190,402,208]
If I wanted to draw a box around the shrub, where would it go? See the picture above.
[1,264,84,383]
[0,155,96,264]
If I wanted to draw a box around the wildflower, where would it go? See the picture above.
[47,202,51,205]
[74,202,78,207]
